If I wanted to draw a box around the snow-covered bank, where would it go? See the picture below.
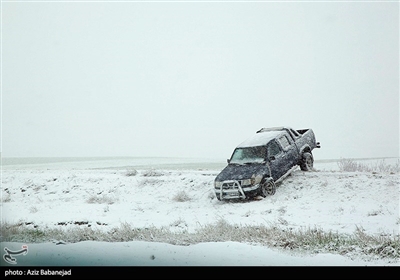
[1,158,399,266]
[1,240,396,267]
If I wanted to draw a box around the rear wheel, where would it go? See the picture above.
[300,152,314,171]
[259,178,276,197]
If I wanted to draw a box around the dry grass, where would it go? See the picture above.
[142,169,164,177]
[337,158,400,173]
[86,194,118,205]
[125,169,138,176]
[1,219,399,260]
[1,193,11,203]
[172,191,191,202]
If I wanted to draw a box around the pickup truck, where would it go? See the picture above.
[214,127,321,201]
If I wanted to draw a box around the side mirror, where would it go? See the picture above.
[227,159,230,164]
[268,156,276,161]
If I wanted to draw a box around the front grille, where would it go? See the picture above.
[217,180,246,200]
[222,181,241,190]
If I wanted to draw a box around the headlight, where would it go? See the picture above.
[214,181,222,188]
[242,179,251,186]
[250,174,263,185]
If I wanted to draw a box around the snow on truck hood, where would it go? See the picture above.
[215,163,270,182]
[237,130,283,148]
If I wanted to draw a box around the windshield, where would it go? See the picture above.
[229,146,267,164]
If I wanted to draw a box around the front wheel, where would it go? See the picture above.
[300,152,314,171]
[259,178,276,197]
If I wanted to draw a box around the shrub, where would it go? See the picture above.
[86,194,117,205]
[142,169,164,177]
[137,178,162,188]
[172,191,191,202]
[1,193,11,203]
[337,158,400,173]
[125,169,138,176]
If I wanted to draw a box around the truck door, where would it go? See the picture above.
[266,140,286,180]
[277,134,299,170]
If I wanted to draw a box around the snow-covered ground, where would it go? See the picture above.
[1,157,399,267]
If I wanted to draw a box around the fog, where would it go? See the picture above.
[2,1,399,160]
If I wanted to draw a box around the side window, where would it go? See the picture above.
[278,135,291,150]
[267,141,281,157]
[290,129,300,138]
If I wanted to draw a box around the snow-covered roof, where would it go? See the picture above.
[256,126,291,133]
[237,130,283,148]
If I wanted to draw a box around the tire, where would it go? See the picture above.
[259,178,276,197]
[300,152,314,171]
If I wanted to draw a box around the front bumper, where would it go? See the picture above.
[215,180,261,200]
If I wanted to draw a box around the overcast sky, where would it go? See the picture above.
[1,0,399,160]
